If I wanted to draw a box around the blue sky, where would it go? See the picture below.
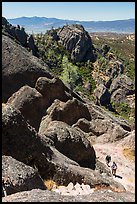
[2,2,135,21]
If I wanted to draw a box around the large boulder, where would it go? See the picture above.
[35,76,71,109]
[2,34,53,102]
[57,24,97,63]
[7,85,44,131]
[39,120,96,169]
[2,103,52,166]
[2,155,46,196]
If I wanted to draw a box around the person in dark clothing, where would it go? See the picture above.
[105,155,111,167]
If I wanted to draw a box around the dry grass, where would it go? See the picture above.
[44,179,58,190]
[123,148,135,161]
[127,178,134,183]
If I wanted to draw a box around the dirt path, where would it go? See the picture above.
[94,142,135,193]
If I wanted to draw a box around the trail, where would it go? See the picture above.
[94,142,135,193]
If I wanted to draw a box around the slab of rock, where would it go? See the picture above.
[3,188,135,202]
[2,155,46,196]
[86,101,131,132]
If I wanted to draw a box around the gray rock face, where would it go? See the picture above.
[2,103,53,173]
[2,34,53,102]
[2,155,46,196]
[57,24,97,63]
[39,120,96,169]
[2,16,10,26]
[106,61,124,79]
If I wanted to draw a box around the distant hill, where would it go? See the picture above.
[7,16,135,34]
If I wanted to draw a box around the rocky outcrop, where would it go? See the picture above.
[2,34,53,102]
[39,120,96,169]
[109,74,135,104]
[105,61,124,79]
[57,24,97,63]
[102,44,110,55]
[2,17,38,56]
[2,103,52,167]
[2,155,46,196]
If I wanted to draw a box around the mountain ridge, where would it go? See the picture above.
[7,16,135,34]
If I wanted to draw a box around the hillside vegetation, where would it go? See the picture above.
[33,28,135,122]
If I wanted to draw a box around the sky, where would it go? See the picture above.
[2,2,135,21]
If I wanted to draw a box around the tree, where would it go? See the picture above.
[60,55,80,91]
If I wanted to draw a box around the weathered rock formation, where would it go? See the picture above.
[40,98,91,127]
[57,24,97,63]
[2,103,125,194]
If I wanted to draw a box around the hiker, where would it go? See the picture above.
[111,161,117,176]
[105,155,111,167]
